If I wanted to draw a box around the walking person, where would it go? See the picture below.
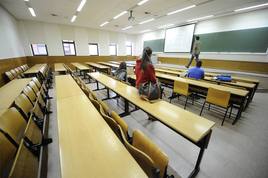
[186,36,201,68]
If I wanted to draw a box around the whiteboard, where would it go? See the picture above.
[164,24,195,53]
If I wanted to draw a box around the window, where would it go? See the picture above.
[126,42,132,56]
[109,43,117,56]
[62,40,76,56]
[88,43,99,55]
[31,44,48,56]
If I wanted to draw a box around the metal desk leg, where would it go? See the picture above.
[232,97,246,125]
[188,130,212,178]
[102,88,111,101]
[119,99,130,117]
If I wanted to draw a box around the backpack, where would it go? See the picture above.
[138,82,160,100]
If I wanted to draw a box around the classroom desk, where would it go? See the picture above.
[0,78,32,112]
[85,62,110,74]
[24,64,47,77]
[54,63,67,74]
[71,63,90,78]
[88,72,215,178]
[155,67,256,103]
[55,75,147,178]
[109,61,120,64]
[128,73,249,124]
[109,61,135,67]
[98,62,119,68]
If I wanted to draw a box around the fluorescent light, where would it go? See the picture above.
[28,7,36,17]
[24,0,29,1]
[100,21,109,27]
[140,29,151,33]
[234,3,268,12]
[77,0,87,12]
[71,15,77,22]
[158,24,174,29]
[187,15,214,22]
[167,5,196,15]
[122,26,133,30]
[138,0,149,6]
[113,11,127,19]
[139,18,154,24]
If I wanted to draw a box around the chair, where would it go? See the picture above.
[0,108,27,145]
[10,69,18,78]
[110,111,129,140]
[170,80,193,109]
[91,99,101,112]
[14,93,34,120]
[200,87,232,126]
[23,86,37,106]
[0,132,17,178]
[121,130,159,178]
[101,113,123,142]
[99,100,110,116]
[24,116,42,145]
[28,81,40,96]
[8,139,39,178]
[132,130,169,178]
[32,77,42,88]
[5,71,15,81]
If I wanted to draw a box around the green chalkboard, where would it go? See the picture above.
[144,39,164,52]
[199,27,268,53]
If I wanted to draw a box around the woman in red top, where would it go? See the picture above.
[135,47,156,88]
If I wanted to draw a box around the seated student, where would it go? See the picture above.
[187,61,204,80]
[135,47,156,88]
[114,61,127,81]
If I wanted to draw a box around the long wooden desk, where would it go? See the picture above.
[108,61,135,67]
[24,64,47,77]
[0,78,32,112]
[55,75,147,178]
[54,63,67,73]
[128,73,248,124]
[85,62,110,74]
[98,62,119,68]
[88,72,215,178]
[71,63,90,78]
[155,67,256,103]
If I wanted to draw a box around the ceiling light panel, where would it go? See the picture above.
[77,0,87,12]
[187,15,214,22]
[122,26,133,30]
[139,18,154,24]
[100,21,109,27]
[113,11,127,19]
[28,7,36,17]
[234,3,268,12]
[71,15,77,22]
[167,5,196,15]
[138,0,149,6]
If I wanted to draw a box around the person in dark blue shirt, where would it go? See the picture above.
[187,61,204,80]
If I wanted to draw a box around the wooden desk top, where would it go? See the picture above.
[98,62,119,68]
[55,75,83,99]
[0,109,5,116]
[155,68,181,75]
[155,68,255,90]
[71,63,90,70]
[204,76,255,89]
[156,66,259,84]
[54,63,67,72]
[109,61,120,64]
[55,75,147,178]
[0,78,32,110]
[24,64,47,74]
[89,72,215,143]
[86,62,110,69]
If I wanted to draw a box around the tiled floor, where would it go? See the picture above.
[47,74,268,178]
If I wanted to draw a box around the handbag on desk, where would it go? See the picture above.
[138,82,160,100]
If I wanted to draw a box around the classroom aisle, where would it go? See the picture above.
[47,75,268,178]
